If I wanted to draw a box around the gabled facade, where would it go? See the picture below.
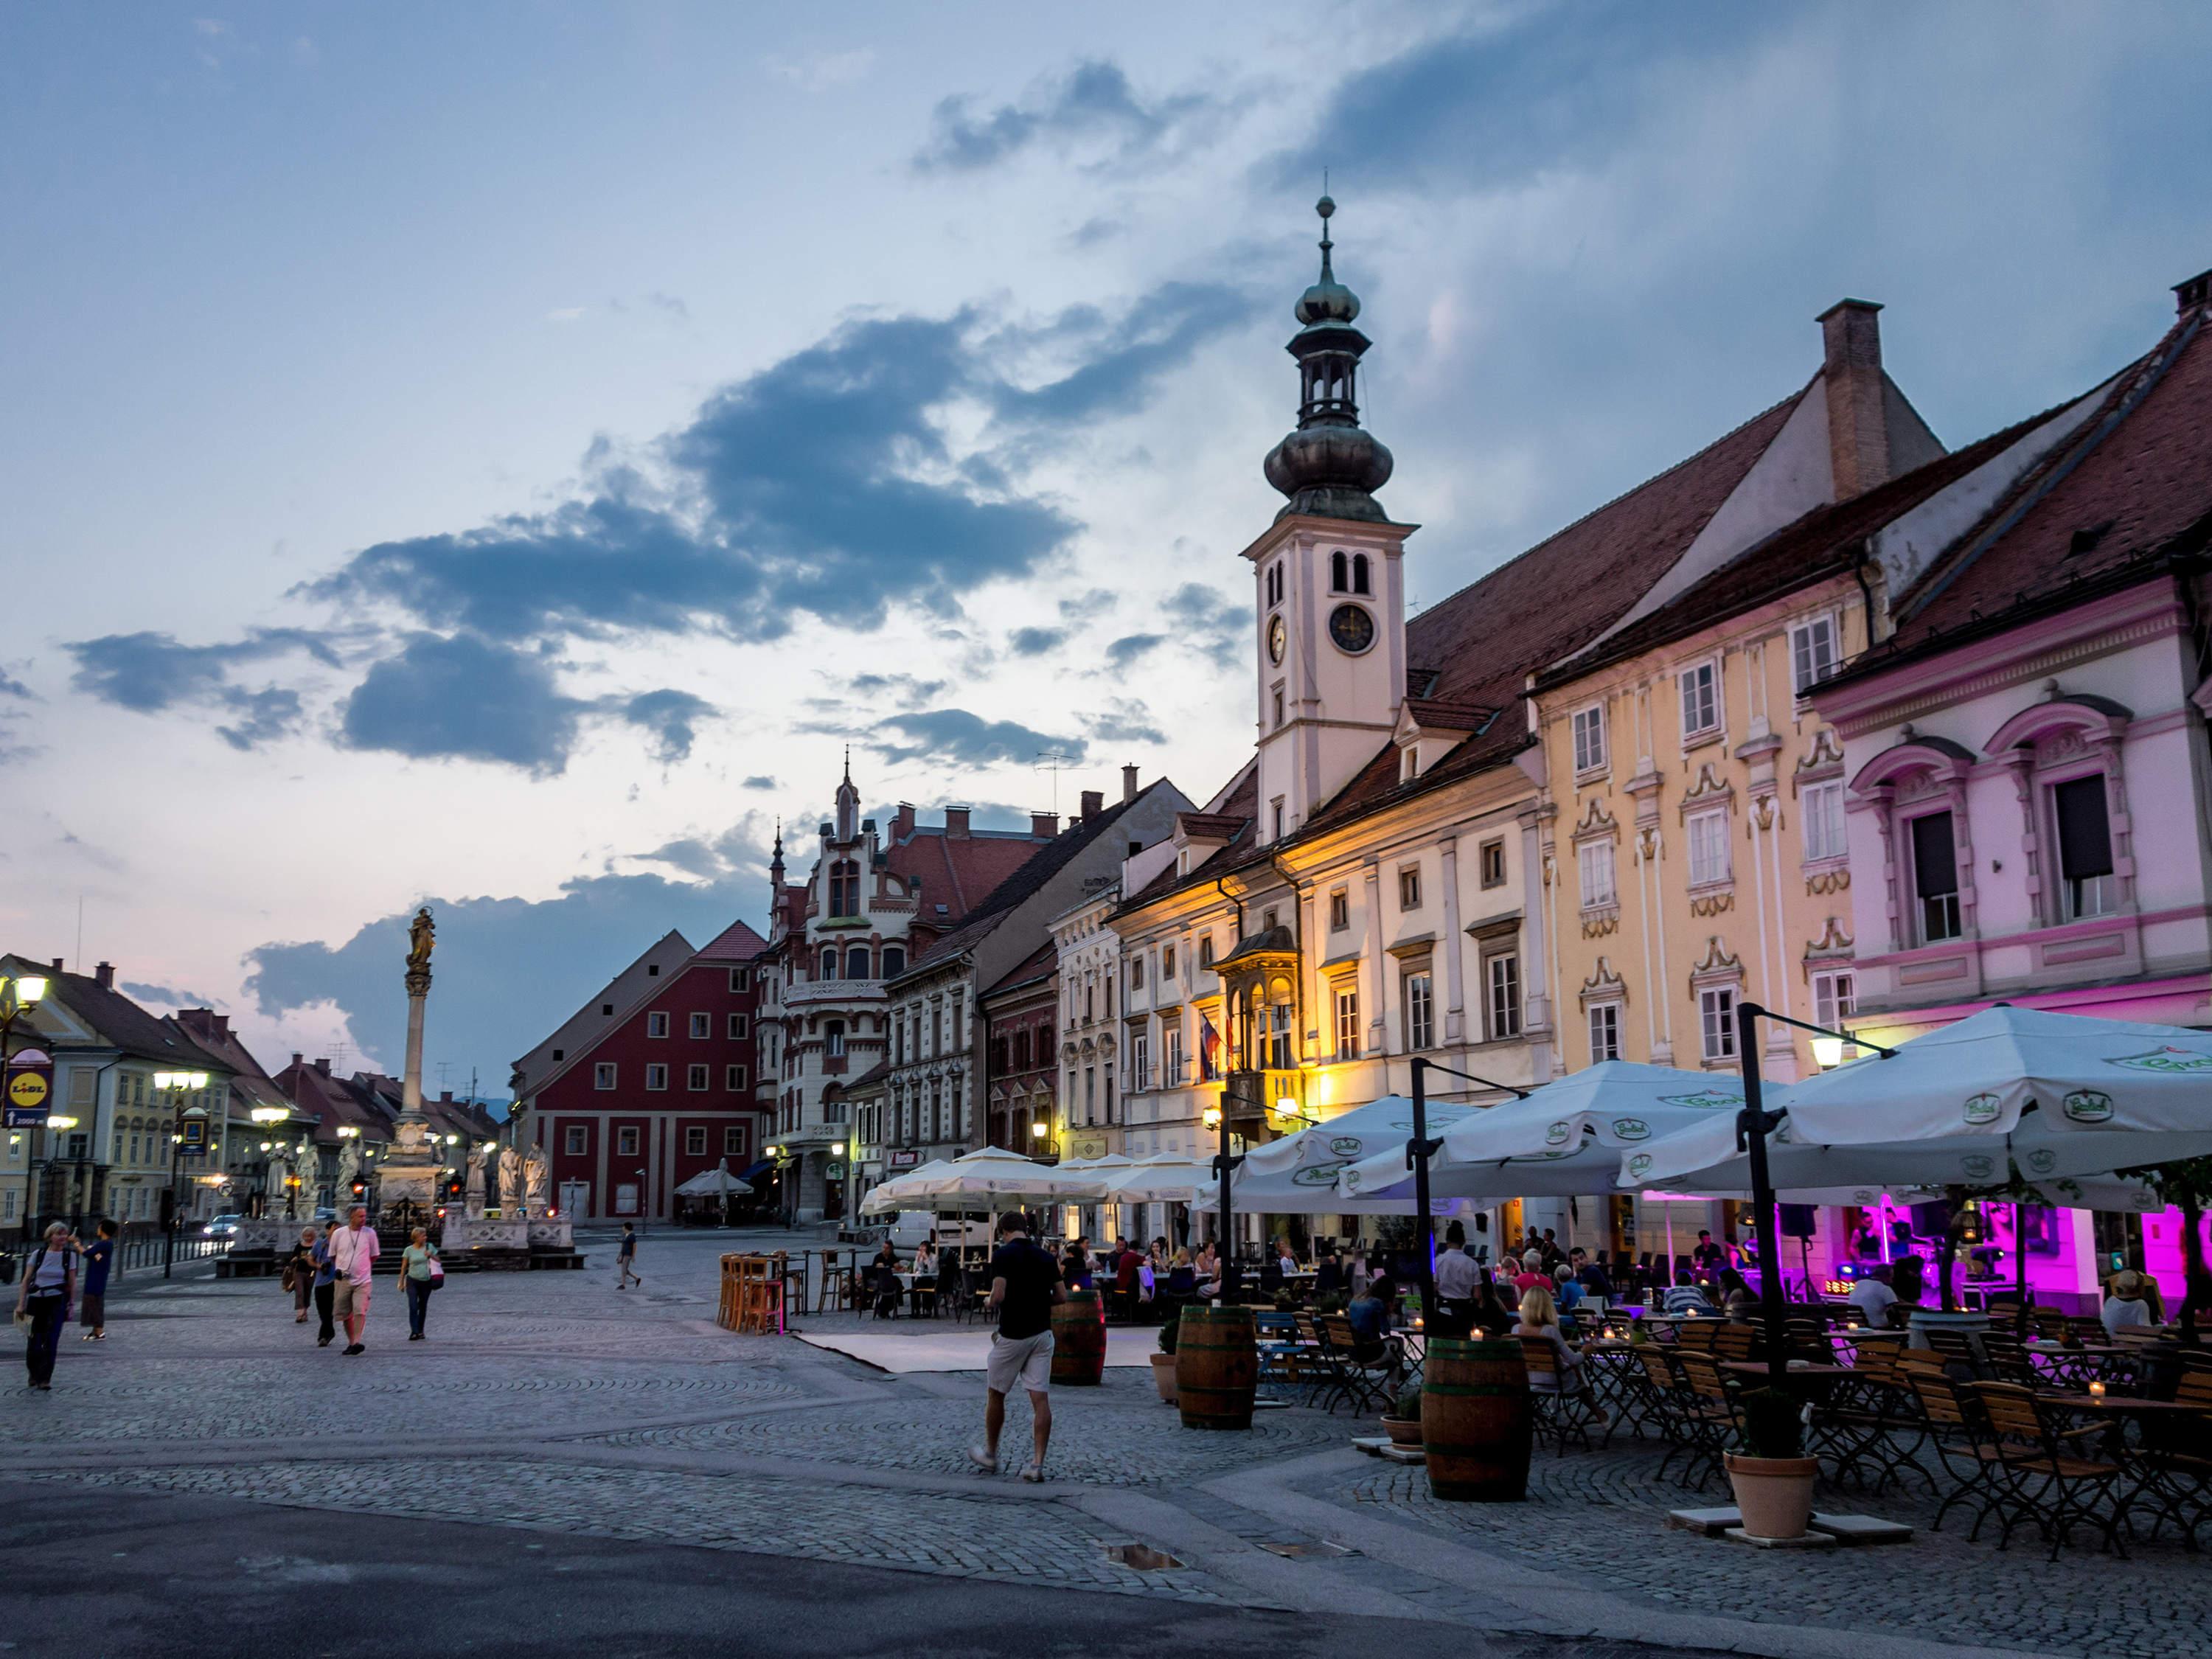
[509,919,766,1222]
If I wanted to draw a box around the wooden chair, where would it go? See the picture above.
[1673,1319,1719,1354]
[1517,1333,1606,1453]
[1969,1381,2126,1559]
[1711,1321,1757,1364]
[1669,1351,1743,1491]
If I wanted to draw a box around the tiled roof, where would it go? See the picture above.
[903,785,1172,975]
[170,1009,288,1113]
[884,823,1053,929]
[274,1058,392,1143]
[3,958,233,1073]
[1537,406,2065,689]
[1858,305,2212,666]
[1120,766,1259,911]
[693,918,769,962]
[984,939,1059,999]
[509,928,693,1090]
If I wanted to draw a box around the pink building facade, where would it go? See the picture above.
[1811,275,2212,1312]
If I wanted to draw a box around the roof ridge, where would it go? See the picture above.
[1410,381,1809,631]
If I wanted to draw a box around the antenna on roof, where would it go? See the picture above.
[1034,750,1072,818]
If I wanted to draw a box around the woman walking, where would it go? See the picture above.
[15,1222,76,1391]
[400,1226,439,1341]
[285,1228,319,1325]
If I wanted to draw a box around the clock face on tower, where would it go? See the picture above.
[1266,614,1287,665]
[1328,603,1376,655]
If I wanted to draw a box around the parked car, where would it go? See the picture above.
[310,1206,337,1223]
[883,1211,992,1252]
[201,1214,243,1239]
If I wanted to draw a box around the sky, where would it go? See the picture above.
[3,1,2207,1100]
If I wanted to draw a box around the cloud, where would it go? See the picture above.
[988,282,1254,436]
[741,774,777,790]
[915,59,1223,173]
[1164,582,1243,661]
[645,291,689,321]
[339,635,586,774]
[766,47,875,92]
[244,864,771,1091]
[1007,626,1066,656]
[1085,699,1166,745]
[620,688,716,765]
[868,709,1085,768]
[1265,7,1784,195]
[66,627,340,750]
[1105,632,1165,668]
[846,672,947,709]
[121,981,218,1009]
[546,307,586,323]
[0,672,37,700]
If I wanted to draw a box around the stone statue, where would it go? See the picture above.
[499,1145,522,1214]
[335,1139,361,1202]
[465,1143,487,1214]
[406,906,435,977]
[524,1144,551,1212]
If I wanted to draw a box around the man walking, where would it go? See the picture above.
[968,1212,1064,1483]
[616,1222,641,1289]
[78,1220,115,1342]
[311,1220,338,1347]
[328,1205,380,1354]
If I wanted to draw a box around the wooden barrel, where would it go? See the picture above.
[1051,1291,1106,1385]
[1422,1336,1533,1501]
[1175,1306,1256,1430]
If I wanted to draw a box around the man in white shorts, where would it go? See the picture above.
[969,1212,1065,1482]
[329,1205,380,1354]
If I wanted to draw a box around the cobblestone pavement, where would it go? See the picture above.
[5,1230,2199,1658]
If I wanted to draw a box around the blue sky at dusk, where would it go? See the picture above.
[3,2,2206,1095]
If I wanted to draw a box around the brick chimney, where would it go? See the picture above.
[94,961,115,990]
[1121,763,1139,803]
[1079,789,1104,823]
[943,806,970,838]
[2176,268,2212,316]
[1030,811,1059,838]
[49,957,63,973]
[1818,299,1892,500]
[893,801,916,839]
[291,1052,304,1070]
[313,1057,332,1076]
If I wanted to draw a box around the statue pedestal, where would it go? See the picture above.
[441,1212,532,1271]
[375,1161,440,1215]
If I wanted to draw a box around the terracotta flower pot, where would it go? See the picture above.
[1149,1351,1179,1404]
[1380,1413,1424,1448]
[1724,1452,1819,1540]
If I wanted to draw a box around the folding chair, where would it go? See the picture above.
[1318,1314,1401,1416]
[1518,1335,1606,1452]
[1669,1352,1743,1491]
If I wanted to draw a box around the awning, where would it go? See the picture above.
[736,1158,775,1182]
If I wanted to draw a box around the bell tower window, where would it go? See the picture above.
[1352,552,1371,595]
[1330,550,1349,593]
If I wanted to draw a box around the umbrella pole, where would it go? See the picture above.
[1409,1058,1439,1331]
[2014,1200,2029,1338]
[1735,1003,1790,1394]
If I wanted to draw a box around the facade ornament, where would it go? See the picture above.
[1578,957,1628,1006]
[1688,893,1735,918]
[1804,916,1854,961]
[1805,868,1851,896]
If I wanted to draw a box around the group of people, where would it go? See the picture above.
[1060,1236,1215,1319]
[13,1218,116,1390]
[279,1206,442,1350]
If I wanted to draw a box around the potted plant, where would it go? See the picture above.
[1150,1318,1180,1404]
[1723,1386,1817,1540]
[1380,1382,1424,1447]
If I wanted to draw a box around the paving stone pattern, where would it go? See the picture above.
[10,1231,2205,1657]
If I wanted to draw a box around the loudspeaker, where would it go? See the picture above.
[1777,1203,1818,1239]
[1909,1200,1953,1237]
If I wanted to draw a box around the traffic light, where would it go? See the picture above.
[350,1180,366,1199]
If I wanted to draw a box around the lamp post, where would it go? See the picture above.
[158,1074,210,1279]
[1405,1058,1531,1334]
[1203,1093,1239,1304]
[1,972,50,1239]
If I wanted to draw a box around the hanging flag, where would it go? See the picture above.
[1198,1014,1222,1082]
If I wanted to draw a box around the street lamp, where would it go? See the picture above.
[156,1071,210,1280]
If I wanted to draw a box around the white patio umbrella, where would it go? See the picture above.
[672,1159,754,1198]
[908,1146,1108,1203]
[1099,1154,1217,1204]
[860,1158,954,1215]
[1338,1062,1745,1203]
[1202,1093,1484,1215]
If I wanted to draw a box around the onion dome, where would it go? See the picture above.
[1263,195,1394,523]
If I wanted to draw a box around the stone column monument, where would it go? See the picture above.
[375,907,442,1220]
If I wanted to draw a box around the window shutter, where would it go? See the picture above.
[1910,812,1958,898]
[2053,776,2114,879]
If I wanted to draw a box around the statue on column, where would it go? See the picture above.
[499,1145,523,1215]
[465,1143,487,1215]
[406,906,435,988]
[524,1144,551,1214]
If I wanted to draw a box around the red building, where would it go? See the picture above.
[981,942,1058,1154]
[510,919,768,1222]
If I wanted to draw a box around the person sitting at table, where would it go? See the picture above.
[910,1239,940,1315]
[2101,1268,2155,1338]
[1848,1264,1899,1330]
[1314,1246,1346,1296]
[1511,1250,1551,1296]
[1165,1248,1197,1301]
[1470,1269,1515,1336]
[1514,1284,1607,1424]
[1276,1237,1300,1277]
[1661,1281,1716,1316]
[869,1240,902,1318]
[1552,1261,1586,1314]
[1343,1279,1391,1359]
[1192,1242,1221,1298]
[1715,1267,1757,1317]
[1062,1242,1093,1293]
[1570,1247,1614,1300]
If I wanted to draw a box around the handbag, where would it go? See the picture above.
[428,1254,445,1285]
[282,1266,297,1293]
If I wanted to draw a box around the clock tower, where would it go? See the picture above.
[1247,196,1413,844]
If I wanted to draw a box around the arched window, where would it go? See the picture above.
[1352,552,1371,595]
[1330,550,1349,593]
[846,947,870,980]
[818,947,839,981]
[880,945,905,978]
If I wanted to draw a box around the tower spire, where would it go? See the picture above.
[1263,194,1393,523]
